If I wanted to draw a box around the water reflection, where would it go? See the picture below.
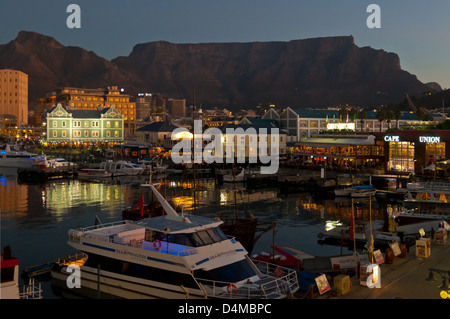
[0,168,400,298]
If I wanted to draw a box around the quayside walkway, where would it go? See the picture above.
[325,238,450,299]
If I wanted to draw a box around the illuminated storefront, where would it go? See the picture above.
[377,130,450,175]
[295,134,384,169]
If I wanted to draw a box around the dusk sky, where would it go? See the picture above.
[1,0,449,89]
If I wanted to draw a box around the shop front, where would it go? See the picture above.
[376,130,450,176]
[294,134,384,170]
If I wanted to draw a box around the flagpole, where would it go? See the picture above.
[370,195,373,263]
[352,198,357,275]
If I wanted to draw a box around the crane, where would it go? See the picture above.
[404,93,416,112]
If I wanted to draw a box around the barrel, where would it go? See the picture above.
[385,248,394,264]
[399,243,408,258]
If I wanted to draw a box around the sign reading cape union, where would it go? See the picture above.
[384,135,441,143]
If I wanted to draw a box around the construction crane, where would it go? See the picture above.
[404,93,416,112]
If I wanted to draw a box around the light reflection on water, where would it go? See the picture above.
[0,168,395,298]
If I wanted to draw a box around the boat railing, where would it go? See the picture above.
[126,239,199,257]
[408,182,450,192]
[19,278,43,299]
[69,221,132,243]
[196,261,298,299]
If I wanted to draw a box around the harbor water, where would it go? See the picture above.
[0,167,394,299]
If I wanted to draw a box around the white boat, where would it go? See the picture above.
[223,168,245,182]
[100,160,144,176]
[395,208,450,225]
[78,168,112,178]
[402,181,450,216]
[0,144,39,168]
[50,183,299,299]
[153,159,168,174]
[334,183,354,197]
[350,185,377,198]
[34,156,76,170]
[1,246,43,299]
[134,159,153,171]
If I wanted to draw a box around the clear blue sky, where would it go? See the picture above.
[1,0,449,89]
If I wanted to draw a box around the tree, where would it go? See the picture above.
[376,109,386,132]
[385,110,394,130]
[338,107,348,123]
[394,110,402,129]
[357,110,368,132]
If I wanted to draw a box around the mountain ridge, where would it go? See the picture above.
[0,31,434,111]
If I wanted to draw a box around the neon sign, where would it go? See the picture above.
[419,136,440,143]
[384,136,399,142]
[326,123,355,130]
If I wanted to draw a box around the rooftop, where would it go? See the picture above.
[137,121,178,132]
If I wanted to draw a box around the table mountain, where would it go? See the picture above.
[1,31,431,110]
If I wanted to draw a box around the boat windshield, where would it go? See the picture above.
[195,258,257,285]
[146,227,228,248]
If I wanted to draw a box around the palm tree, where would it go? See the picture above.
[376,109,386,132]
[385,110,394,130]
[338,107,348,123]
[357,110,367,132]
[394,110,402,129]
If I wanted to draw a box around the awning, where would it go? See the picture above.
[296,135,376,147]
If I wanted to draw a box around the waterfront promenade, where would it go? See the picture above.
[327,238,450,299]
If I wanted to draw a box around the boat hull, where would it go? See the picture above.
[50,264,205,299]
[0,158,35,168]
[351,190,376,198]
[334,188,352,197]
[395,211,450,225]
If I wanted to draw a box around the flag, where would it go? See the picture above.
[364,234,374,252]
[349,210,354,241]
[138,192,144,218]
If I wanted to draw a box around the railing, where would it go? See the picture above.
[19,278,43,299]
[408,182,450,192]
[195,261,298,299]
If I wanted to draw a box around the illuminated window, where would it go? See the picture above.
[106,131,111,137]
[388,142,414,172]
[53,131,57,137]
[62,131,66,137]
[107,121,111,127]
[425,142,445,164]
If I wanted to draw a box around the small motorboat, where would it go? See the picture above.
[334,182,354,197]
[252,245,315,271]
[78,168,112,178]
[350,185,376,198]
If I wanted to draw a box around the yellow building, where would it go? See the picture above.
[37,86,136,138]
[0,69,28,126]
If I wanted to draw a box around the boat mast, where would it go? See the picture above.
[192,85,197,213]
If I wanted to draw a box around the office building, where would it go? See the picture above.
[0,69,28,125]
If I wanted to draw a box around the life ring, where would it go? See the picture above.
[274,266,283,278]
[227,283,238,295]
[153,239,161,250]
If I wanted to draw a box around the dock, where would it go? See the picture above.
[313,237,450,299]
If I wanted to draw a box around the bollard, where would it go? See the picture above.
[385,247,394,264]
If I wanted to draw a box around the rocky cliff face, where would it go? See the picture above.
[0,31,141,107]
[0,31,430,110]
